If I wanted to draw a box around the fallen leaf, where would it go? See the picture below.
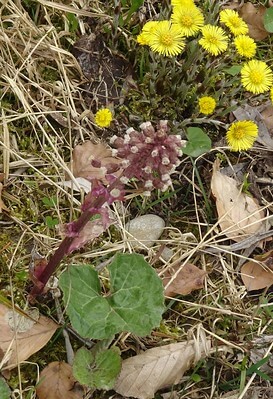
[261,104,273,133]
[114,332,211,399]
[0,303,58,369]
[67,141,121,184]
[239,3,268,40]
[36,362,84,399]
[241,250,273,291]
[211,159,265,242]
[160,262,206,297]
[0,183,9,213]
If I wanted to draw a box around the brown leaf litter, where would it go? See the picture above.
[0,303,58,370]
[160,262,206,297]
[114,330,211,399]
[241,250,273,291]
[36,362,84,399]
[211,159,265,242]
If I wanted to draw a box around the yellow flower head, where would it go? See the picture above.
[234,35,256,58]
[270,86,273,103]
[241,60,273,94]
[199,24,228,56]
[198,96,216,114]
[149,21,185,57]
[171,6,204,37]
[171,0,195,6]
[94,108,113,128]
[137,21,158,45]
[226,120,258,151]
[219,9,248,36]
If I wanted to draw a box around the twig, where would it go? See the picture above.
[203,230,273,254]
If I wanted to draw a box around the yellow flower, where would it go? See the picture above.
[226,121,258,151]
[171,0,195,6]
[270,86,273,103]
[94,108,113,128]
[220,9,248,36]
[241,60,273,94]
[137,21,158,45]
[148,21,185,57]
[234,35,256,58]
[198,96,216,114]
[199,25,228,56]
[171,6,204,37]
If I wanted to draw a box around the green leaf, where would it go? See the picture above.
[59,253,165,339]
[45,215,59,228]
[124,0,144,24]
[183,127,211,158]
[73,347,121,390]
[223,65,242,76]
[264,7,273,32]
[0,378,11,399]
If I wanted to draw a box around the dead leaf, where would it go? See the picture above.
[160,263,206,297]
[67,141,122,184]
[0,183,9,213]
[261,104,273,133]
[241,250,273,291]
[239,3,268,41]
[0,303,58,369]
[36,362,84,399]
[211,159,265,242]
[114,333,211,399]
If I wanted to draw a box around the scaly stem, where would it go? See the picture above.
[28,194,108,302]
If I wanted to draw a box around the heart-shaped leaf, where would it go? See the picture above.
[59,253,165,339]
[264,7,273,32]
[73,347,121,390]
[183,127,211,158]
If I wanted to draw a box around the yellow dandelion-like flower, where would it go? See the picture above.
[198,96,216,114]
[220,9,248,36]
[171,6,204,37]
[137,21,158,46]
[226,120,258,151]
[199,24,228,56]
[94,108,113,128]
[171,0,196,7]
[234,35,256,58]
[241,59,273,94]
[148,21,185,57]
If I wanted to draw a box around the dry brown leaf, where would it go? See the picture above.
[241,250,273,291]
[36,362,84,399]
[0,303,58,369]
[239,3,268,40]
[0,183,9,213]
[211,159,265,242]
[261,104,273,133]
[114,334,211,399]
[68,141,121,184]
[160,263,206,297]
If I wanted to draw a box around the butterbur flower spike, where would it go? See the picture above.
[111,120,184,194]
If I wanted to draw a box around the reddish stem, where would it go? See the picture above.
[28,193,108,301]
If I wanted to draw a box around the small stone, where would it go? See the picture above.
[125,214,165,248]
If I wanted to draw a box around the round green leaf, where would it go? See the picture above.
[264,7,273,32]
[183,127,211,158]
[73,347,121,390]
[59,253,165,339]
[0,378,11,399]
